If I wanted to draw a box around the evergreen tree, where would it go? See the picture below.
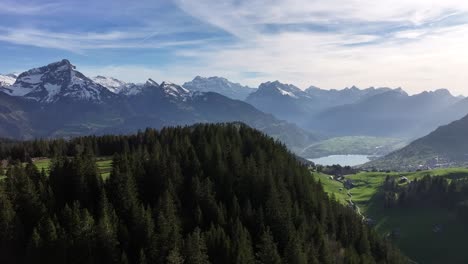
[184,228,210,264]
[255,227,282,264]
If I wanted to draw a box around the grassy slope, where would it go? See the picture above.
[314,168,468,264]
[301,136,407,159]
[314,173,349,205]
[30,158,113,180]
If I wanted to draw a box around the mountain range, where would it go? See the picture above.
[245,80,468,139]
[2,59,468,160]
[246,81,395,126]
[183,76,255,100]
[0,60,318,154]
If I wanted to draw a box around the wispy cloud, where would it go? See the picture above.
[0,27,218,52]
[0,0,63,15]
[168,0,468,95]
[2,0,468,95]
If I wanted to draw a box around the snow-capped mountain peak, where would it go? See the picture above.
[0,74,17,87]
[183,76,255,100]
[0,59,113,103]
[92,75,128,94]
[255,81,305,99]
[159,81,190,98]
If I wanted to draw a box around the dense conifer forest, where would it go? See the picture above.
[0,123,406,263]
[383,174,468,220]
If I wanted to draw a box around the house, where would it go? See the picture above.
[399,176,408,183]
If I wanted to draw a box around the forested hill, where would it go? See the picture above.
[366,114,468,170]
[0,123,406,263]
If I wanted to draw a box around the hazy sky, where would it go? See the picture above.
[1,0,468,95]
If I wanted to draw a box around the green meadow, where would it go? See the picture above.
[314,168,468,264]
[1,157,113,180]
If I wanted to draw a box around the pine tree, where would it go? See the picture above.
[184,228,210,264]
[285,234,308,264]
[0,186,15,244]
[232,220,255,264]
[26,228,42,263]
[167,246,184,264]
[96,190,119,264]
[255,227,282,264]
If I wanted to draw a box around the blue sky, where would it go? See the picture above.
[1,0,468,95]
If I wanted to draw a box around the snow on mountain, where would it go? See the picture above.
[183,76,255,100]
[117,78,158,96]
[92,75,152,96]
[254,81,307,99]
[131,79,190,99]
[159,81,191,98]
[276,87,298,98]
[0,59,114,103]
[92,75,128,93]
[0,74,16,87]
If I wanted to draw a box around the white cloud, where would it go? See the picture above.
[80,23,468,96]
[169,0,468,95]
[0,27,216,52]
[3,0,468,95]
[175,0,468,28]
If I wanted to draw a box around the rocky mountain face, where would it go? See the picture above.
[1,60,115,103]
[245,81,316,125]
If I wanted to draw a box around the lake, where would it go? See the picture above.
[309,154,371,166]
